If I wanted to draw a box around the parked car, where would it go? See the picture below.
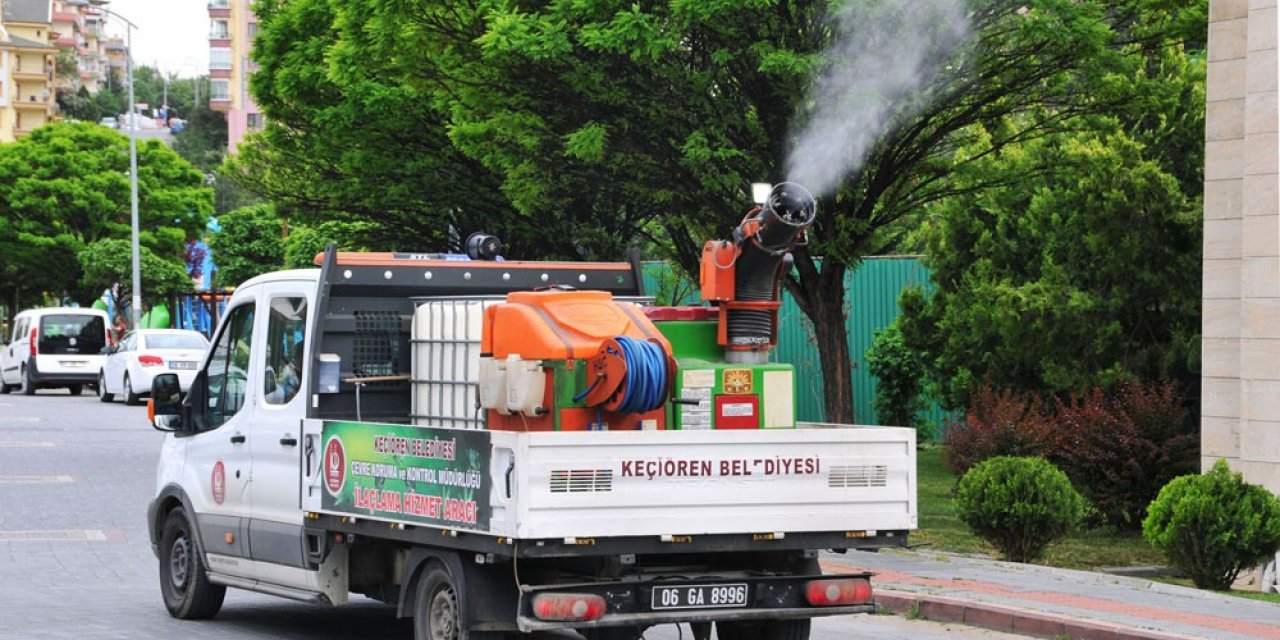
[99,329,209,405]
[98,116,118,129]
[0,307,111,395]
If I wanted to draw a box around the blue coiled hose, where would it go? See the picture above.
[613,336,668,414]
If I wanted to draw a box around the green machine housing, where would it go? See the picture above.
[646,307,798,430]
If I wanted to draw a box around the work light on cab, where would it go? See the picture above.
[531,593,608,622]
[804,578,873,607]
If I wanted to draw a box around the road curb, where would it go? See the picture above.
[873,590,1204,640]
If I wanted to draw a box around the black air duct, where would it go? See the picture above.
[726,182,816,363]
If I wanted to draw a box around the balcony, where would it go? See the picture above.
[13,95,52,110]
[13,68,51,82]
[208,0,230,7]
[209,98,232,112]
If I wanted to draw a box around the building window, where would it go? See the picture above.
[246,113,262,130]
[210,19,229,39]
[209,48,231,70]
[247,23,258,38]
[210,79,230,100]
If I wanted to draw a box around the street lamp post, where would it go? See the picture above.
[85,1,142,329]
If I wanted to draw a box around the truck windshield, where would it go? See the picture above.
[39,314,107,355]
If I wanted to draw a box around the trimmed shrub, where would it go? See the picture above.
[943,385,1052,474]
[1143,460,1280,590]
[1050,382,1197,529]
[955,456,1085,562]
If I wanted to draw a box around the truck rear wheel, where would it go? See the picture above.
[715,619,810,640]
[159,507,225,619]
[415,564,462,640]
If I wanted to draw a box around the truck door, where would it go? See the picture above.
[245,285,312,572]
[182,298,259,578]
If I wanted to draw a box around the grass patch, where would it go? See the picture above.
[1231,590,1280,604]
[1151,577,1280,604]
[915,446,1166,570]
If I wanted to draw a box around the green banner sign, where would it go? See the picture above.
[320,421,491,531]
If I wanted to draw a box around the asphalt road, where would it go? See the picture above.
[0,390,1032,640]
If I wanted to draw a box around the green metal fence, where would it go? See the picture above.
[642,257,946,428]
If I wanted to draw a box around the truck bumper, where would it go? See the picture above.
[519,604,876,632]
[516,571,877,632]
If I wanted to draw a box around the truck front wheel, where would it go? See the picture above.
[159,507,225,619]
[716,619,810,640]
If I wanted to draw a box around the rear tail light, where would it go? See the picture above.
[138,355,164,367]
[30,328,37,356]
[531,593,607,622]
[804,578,873,607]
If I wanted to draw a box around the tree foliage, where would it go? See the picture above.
[207,204,286,287]
[888,5,1205,410]
[78,239,193,310]
[225,0,541,256]
[898,122,1202,407]
[865,323,931,438]
[237,0,1207,422]
[0,123,212,307]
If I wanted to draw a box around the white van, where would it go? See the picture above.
[1,307,111,395]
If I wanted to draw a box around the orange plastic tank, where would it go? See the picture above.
[483,290,672,359]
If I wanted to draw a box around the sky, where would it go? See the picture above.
[99,0,208,77]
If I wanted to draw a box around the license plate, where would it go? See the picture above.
[60,361,86,368]
[651,583,749,610]
[169,361,197,370]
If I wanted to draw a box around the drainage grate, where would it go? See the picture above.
[828,465,888,488]
[550,469,613,493]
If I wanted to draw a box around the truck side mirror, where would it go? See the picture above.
[151,373,182,415]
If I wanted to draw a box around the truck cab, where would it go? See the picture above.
[149,269,322,606]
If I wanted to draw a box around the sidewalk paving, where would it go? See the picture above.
[821,549,1280,640]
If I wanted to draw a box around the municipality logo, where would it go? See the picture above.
[324,437,346,496]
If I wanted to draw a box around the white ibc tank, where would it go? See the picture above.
[411,298,499,428]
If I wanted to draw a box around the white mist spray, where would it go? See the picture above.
[785,0,972,197]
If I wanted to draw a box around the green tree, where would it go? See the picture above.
[897,115,1202,408]
[0,122,212,307]
[207,204,286,286]
[283,219,379,269]
[57,86,99,122]
[319,0,1205,423]
[225,0,538,256]
[77,239,193,319]
[865,323,931,437]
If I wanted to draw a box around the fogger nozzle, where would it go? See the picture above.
[755,182,816,251]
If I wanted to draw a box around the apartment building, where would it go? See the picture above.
[0,0,56,142]
[50,1,111,94]
[209,0,261,152]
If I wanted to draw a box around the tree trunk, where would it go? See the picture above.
[788,254,855,424]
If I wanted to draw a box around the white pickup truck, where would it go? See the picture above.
[145,244,916,640]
